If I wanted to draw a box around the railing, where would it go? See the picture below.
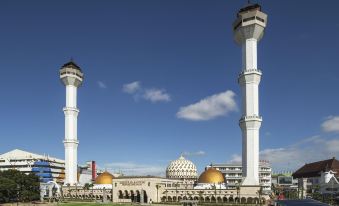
[239,115,262,122]
[238,69,262,77]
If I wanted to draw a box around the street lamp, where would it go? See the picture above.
[236,182,240,204]
[156,184,161,202]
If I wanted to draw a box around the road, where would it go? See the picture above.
[275,199,329,206]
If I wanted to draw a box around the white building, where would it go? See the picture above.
[0,149,65,183]
[206,161,272,192]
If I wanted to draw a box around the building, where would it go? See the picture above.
[78,161,97,185]
[0,149,65,183]
[271,171,298,189]
[292,157,339,197]
[63,166,269,204]
[60,60,84,186]
[233,2,267,188]
[207,161,272,192]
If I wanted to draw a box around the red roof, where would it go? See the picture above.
[292,157,339,178]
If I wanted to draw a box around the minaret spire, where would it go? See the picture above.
[233,3,267,186]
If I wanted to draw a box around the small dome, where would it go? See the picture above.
[166,155,198,180]
[198,167,225,184]
[95,171,114,185]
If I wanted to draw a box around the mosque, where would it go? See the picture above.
[62,155,268,204]
[60,2,270,204]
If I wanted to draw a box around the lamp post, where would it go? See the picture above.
[236,182,240,204]
[156,185,161,203]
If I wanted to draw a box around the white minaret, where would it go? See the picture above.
[233,4,267,186]
[60,60,84,186]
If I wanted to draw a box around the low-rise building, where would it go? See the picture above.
[206,161,272,192]
[292,157,339,197]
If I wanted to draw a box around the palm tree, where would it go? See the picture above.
[83,183,90,200]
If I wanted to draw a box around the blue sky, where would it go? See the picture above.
[0,0,339,175]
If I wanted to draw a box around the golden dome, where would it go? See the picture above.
[95,171,114,185]
[198,167,225,184]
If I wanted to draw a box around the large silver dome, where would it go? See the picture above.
[166,155,198,180]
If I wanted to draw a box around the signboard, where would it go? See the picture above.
[278,176,293,185]
[120,181,145,186]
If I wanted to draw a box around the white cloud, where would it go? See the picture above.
[322,116,339,133]
[97,81,107,89]
[182,151,206,156]
[104,162,165,176]
[143,89,171,103]
[122,81,141,94]
[176,90,237,121]
[122,81,171,103]
[260,136,339,172]
[228,154,242,164]
[228,136,339,172]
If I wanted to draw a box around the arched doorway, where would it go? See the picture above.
[130,190,135,202]
[247,197,253,204]
[199,196,204,202]
[232,197,237,203]
[217,196,222,202]
[211,196,216,202]
[136,190,140,202]
[223,196,227,202]
[143,190,148,203]
[241,197,246,203]
[118,190,123,199]
[124,190,129,199]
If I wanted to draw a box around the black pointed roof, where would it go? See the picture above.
[61,60,82,72]
[238,3,261,14]
[292,157,339,178]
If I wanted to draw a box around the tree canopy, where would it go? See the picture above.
[0,170,40,203]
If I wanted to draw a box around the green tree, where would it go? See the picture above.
[0,170,40,203]
[0,176,17,203]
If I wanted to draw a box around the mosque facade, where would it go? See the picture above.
[62,156,270,204]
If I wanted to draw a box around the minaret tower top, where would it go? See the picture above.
[233,3,267,44]
[60,60,84,87]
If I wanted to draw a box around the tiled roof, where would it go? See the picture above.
[292,157,339,178]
